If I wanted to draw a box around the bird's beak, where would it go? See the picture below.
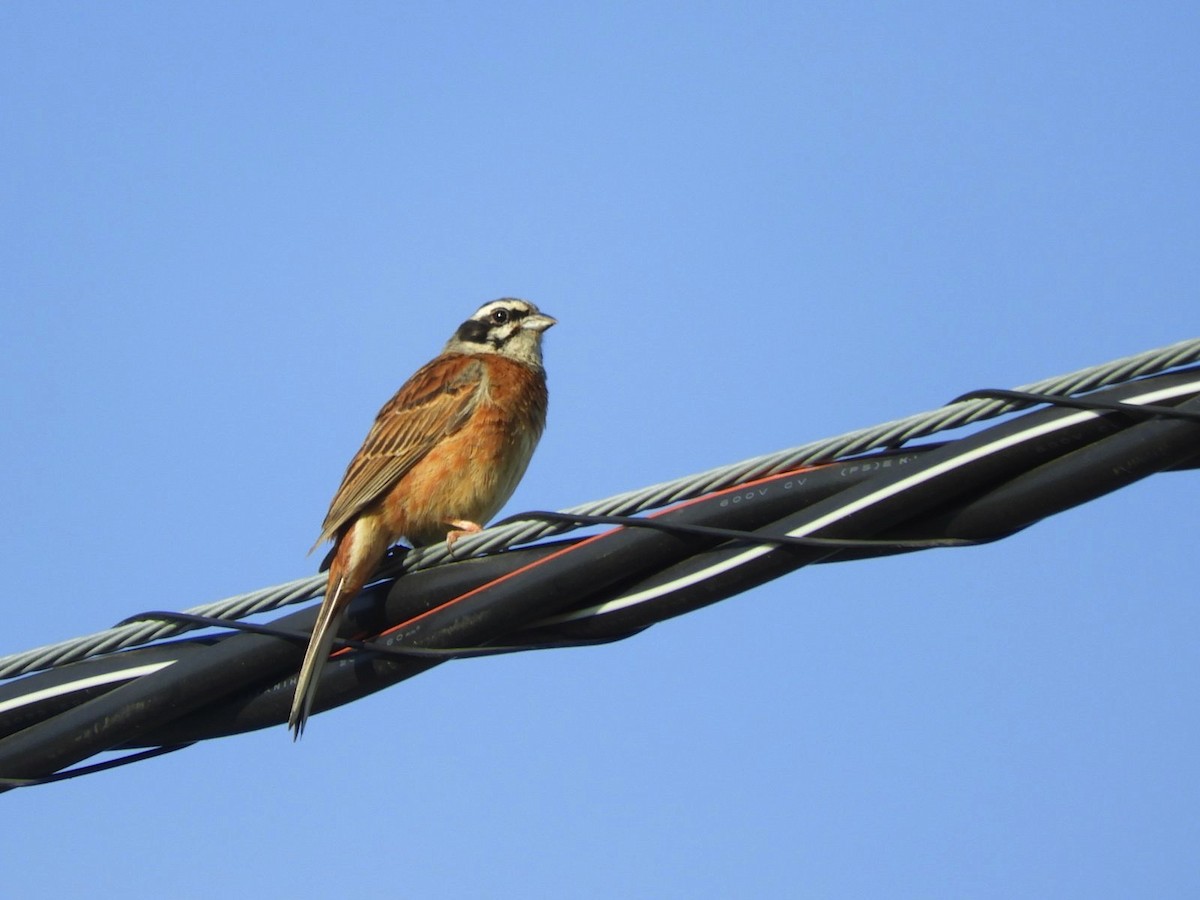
[522,313,557,333]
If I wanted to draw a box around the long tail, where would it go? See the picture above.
[287,575,349,739]
[289,520,388,738]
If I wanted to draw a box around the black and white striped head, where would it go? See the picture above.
[444,298,556,368]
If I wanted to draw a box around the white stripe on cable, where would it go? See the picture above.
[0,661,174,716]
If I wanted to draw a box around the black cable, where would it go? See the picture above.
[114,610,635,659]
[0,744,193,789]
[498,511,982,549]
[951,387,1200,423]
[111,514,979,665]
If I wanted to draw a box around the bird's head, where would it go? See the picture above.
[444,298,556,368]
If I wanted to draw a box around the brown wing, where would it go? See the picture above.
[314,355,485,546]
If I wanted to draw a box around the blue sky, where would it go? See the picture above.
[2,3,1198,897]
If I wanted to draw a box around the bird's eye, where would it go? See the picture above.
[491,308,510,325]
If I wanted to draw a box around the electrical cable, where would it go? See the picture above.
[0,744,194,789]
[0,342,1196,788]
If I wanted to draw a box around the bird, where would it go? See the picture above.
[288,298,555,737]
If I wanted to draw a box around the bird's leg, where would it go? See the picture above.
[443,519,483,555]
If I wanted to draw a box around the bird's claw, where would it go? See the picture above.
[444,520,483,558]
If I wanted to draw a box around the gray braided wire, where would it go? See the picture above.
[3,336,1199,680]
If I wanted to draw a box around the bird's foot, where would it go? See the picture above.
[444,520,483,557]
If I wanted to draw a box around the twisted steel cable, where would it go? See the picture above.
[3,336,1198,680]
